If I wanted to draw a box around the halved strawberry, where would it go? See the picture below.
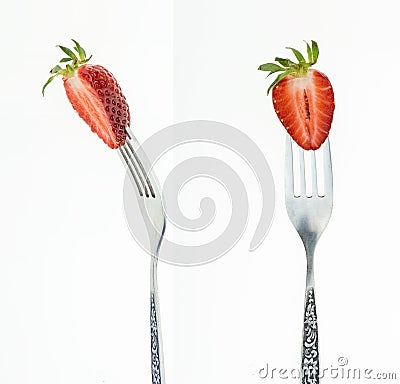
[43,40,130,149]
[258,40,334,150]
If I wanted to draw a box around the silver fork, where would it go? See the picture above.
[118,127,166,384]
[285,136,333,384]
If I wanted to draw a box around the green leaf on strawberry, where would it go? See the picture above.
[71,39,86,61]
[56,45,78,62]
[285,46,306,63]
[311,40,319,63]
[305,40,312,62]
[258,63,284,72]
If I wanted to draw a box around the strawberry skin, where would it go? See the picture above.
[272,69,334,150]
[259,40,335,150]
[63,65,130,149]
[43,40,130,149]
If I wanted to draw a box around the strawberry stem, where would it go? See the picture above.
[42,39,92,96]
[258,40,320,94]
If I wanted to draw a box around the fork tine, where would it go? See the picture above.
[118,147,144,196]
[122,144,150,197]
[298,147,306,196]
[285,136,294,197]
[125,137,156,198]
[323,138,333,196]
[310,151,318,197]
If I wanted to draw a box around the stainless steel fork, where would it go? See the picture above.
[118,127,166,384]
[285,136,333,384]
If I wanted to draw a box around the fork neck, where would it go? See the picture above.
[304,240,317,289]
[305,253,315,289]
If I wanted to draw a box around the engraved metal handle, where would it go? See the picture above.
[150,257,164,384]
[301,287,319,384]
[150,292,162,384]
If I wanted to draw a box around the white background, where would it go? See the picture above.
[1,0,400,383]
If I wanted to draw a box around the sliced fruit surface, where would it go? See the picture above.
[259,40,334,150]
[43,40,130,149]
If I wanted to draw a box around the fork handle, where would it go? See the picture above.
[301,287,319,384]
[150,257,165,384]
[150,291,163,384]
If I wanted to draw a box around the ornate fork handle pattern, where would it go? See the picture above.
[301,287,319,384]
[150,293,162,384]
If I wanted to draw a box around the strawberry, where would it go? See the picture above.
[258,40,334,150]
[43,40,130,149]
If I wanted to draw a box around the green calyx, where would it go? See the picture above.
[258,40,319,95]
[42,39,92,96]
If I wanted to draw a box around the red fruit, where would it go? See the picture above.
[272,69,334,150]
[259,40,335,150]
[43,40,130,149]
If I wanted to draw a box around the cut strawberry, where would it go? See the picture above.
[43,40,130,149]
[258,40,334,150]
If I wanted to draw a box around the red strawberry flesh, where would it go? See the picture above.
[272,69,334,150]
[63,65,129,149]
